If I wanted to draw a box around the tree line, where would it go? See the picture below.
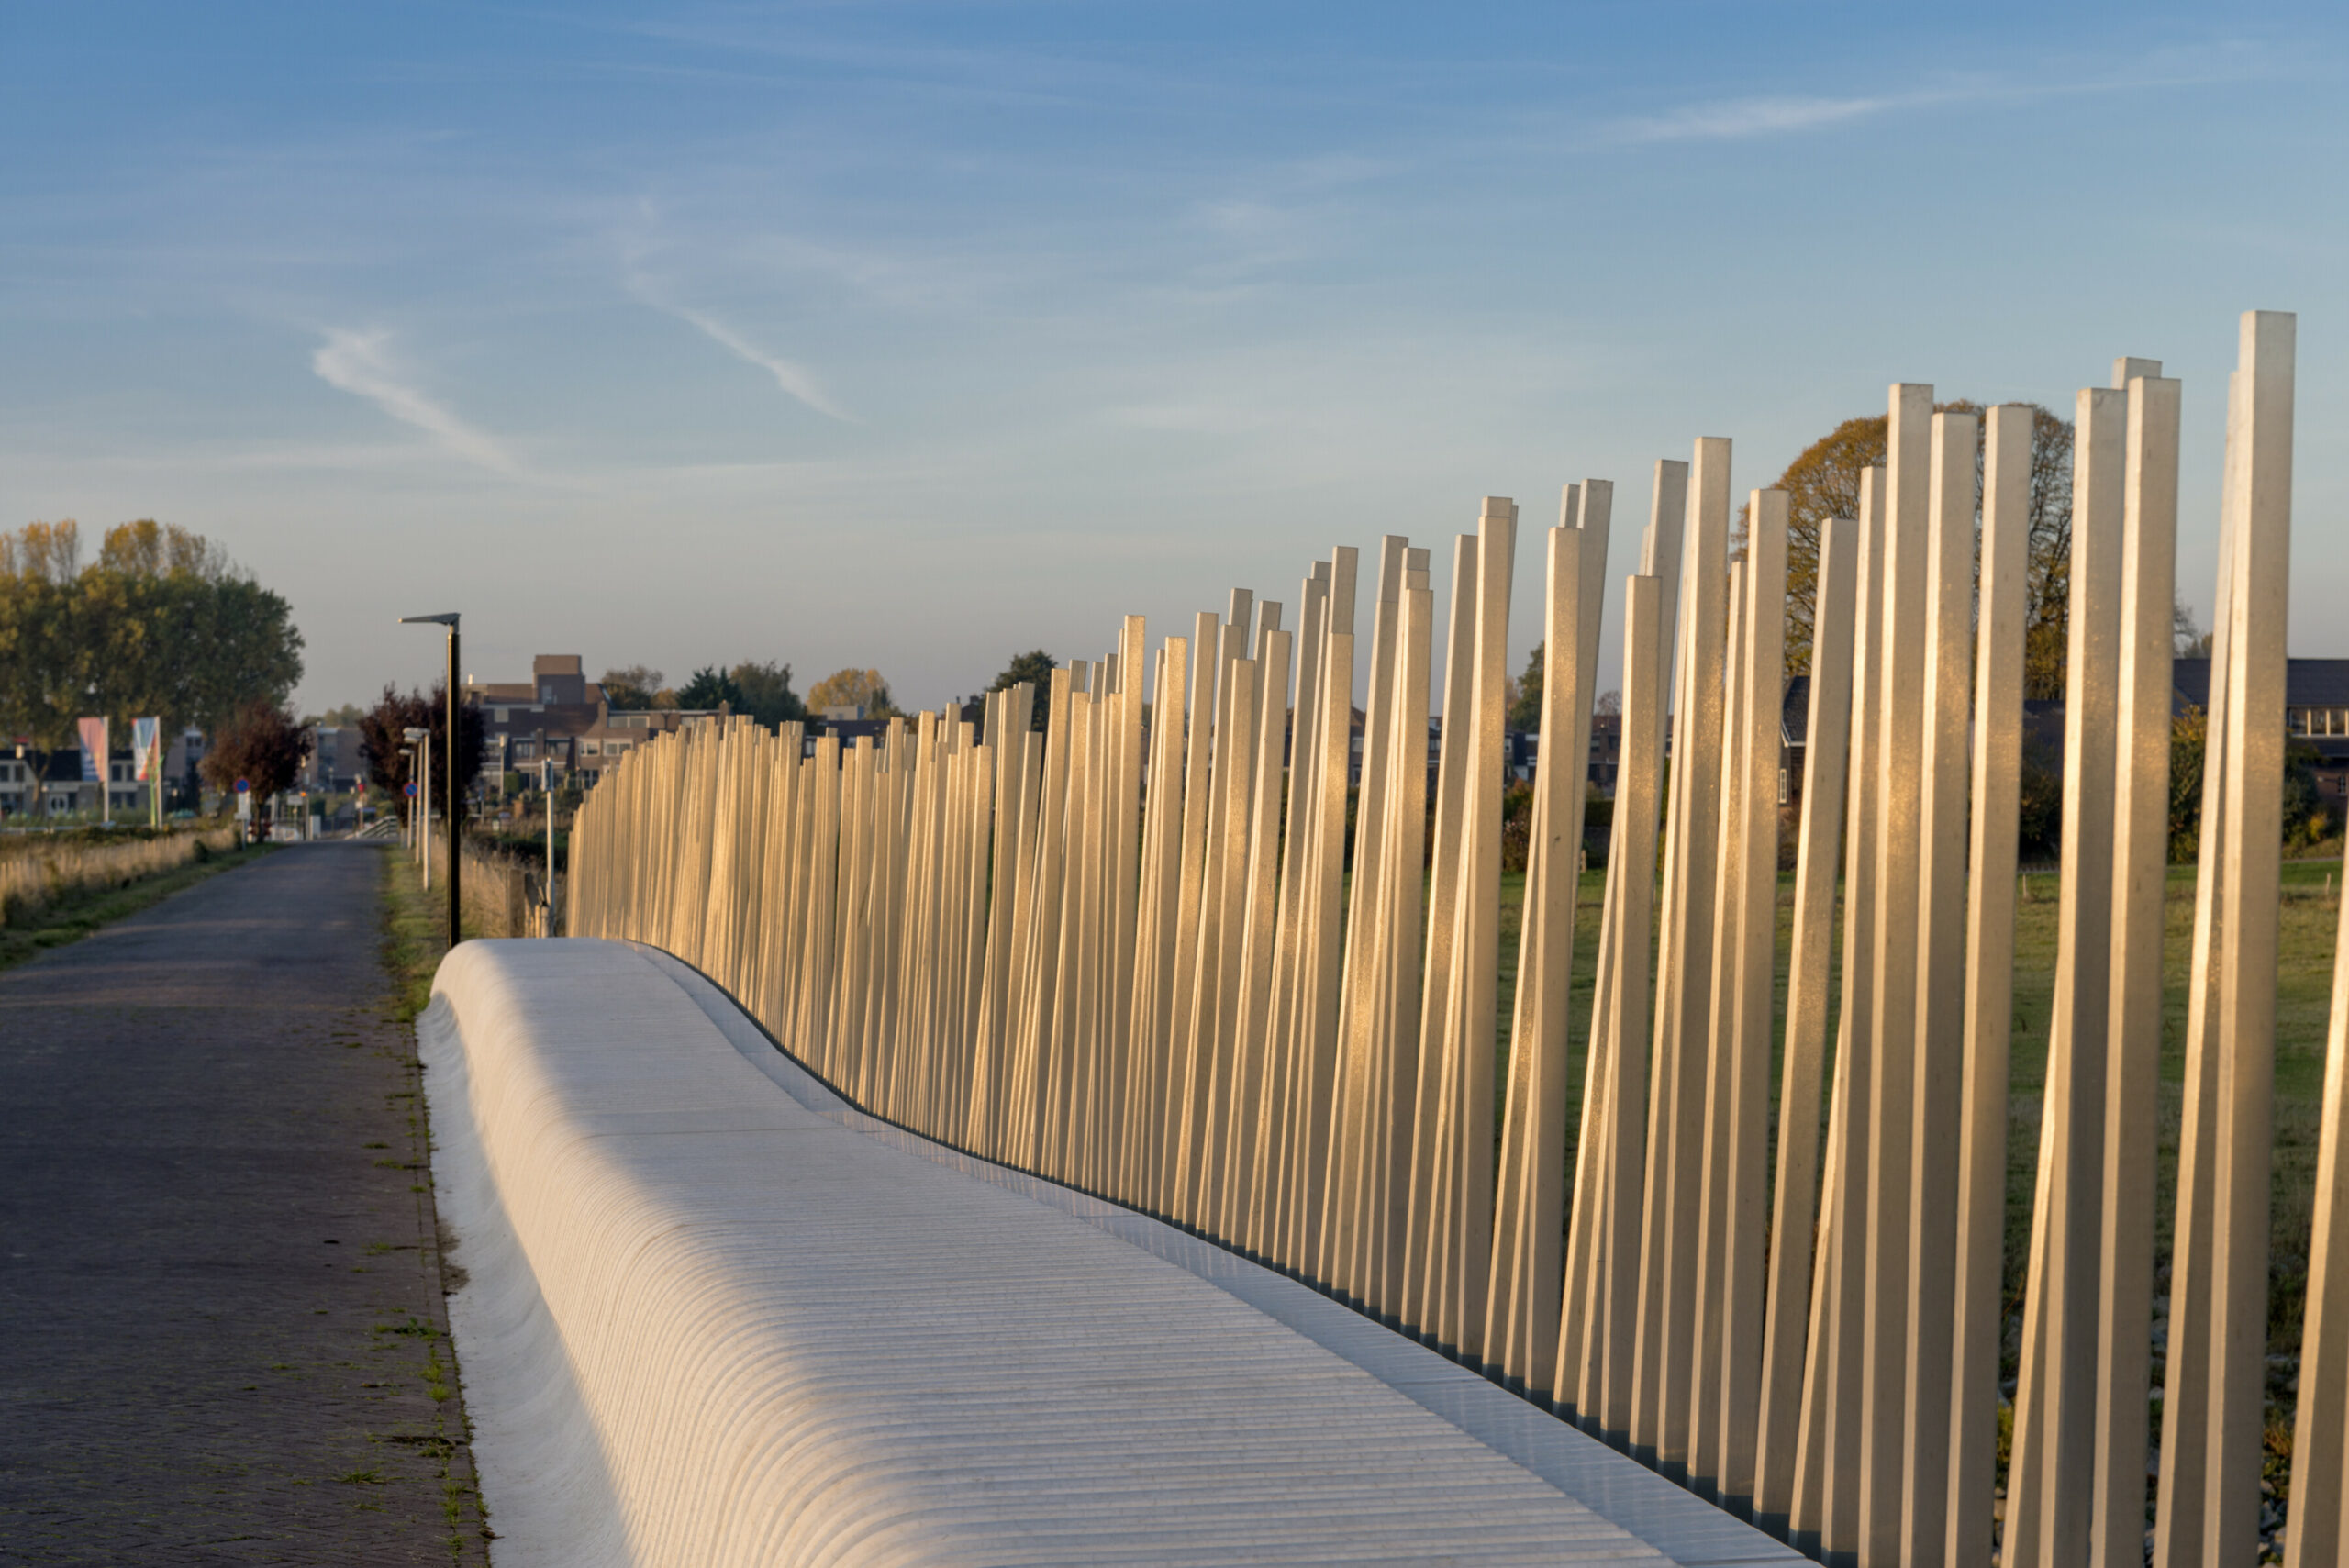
[590,651,1064,731]
[0,519,304,745]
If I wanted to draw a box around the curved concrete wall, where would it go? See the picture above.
[424,939,1800,1567]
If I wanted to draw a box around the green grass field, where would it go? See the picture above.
[1490,857,2340,1373]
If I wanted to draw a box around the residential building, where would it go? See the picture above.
[2175,656,2349,810]
[1475,713,1622,795]
[0,753,31,815]
[1587,713,1621,793]
[467,655,720,790]
[302,726,367,792]
[6,747,173,816]
[1776,657,2349,815]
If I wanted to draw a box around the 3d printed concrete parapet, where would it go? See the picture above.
[422,938,1802,1567]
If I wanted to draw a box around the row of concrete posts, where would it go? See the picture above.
[568,311,2344,1567]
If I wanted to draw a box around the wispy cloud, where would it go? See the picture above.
[1609,93,1895,144]
[311,328,526,475]
[641,293,854,422]
[1609,45,2289,146]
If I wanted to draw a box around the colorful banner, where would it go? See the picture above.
[132,717,161,782]
[76,717,106,782]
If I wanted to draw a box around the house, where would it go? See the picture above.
[1444,713,1622,795]
[466,655,721,790]
[302,726,367,793]
[2174,656,2349,810]
[1776,657,2349,814]
[1778,675,2068,810]
[13,748,166,816]
[1586,714,1622,794]
[0,751,31,815]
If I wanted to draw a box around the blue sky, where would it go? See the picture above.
[3,2,2341,714]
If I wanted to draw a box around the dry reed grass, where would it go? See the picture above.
[395,836,548,940]
[0,827,239,928]
[461,842,543,939]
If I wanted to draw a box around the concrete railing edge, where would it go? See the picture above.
[627,939,1805,1568]
[421,943,634,1568]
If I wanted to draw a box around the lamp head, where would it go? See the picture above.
[398,612,461,627]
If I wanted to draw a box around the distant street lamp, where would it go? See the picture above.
[402,727,429,878]
[541,757,555,936]
[399,613,462,948]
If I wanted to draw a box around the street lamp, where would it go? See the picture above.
[540,757,555,936]
[401,727,429,872]
[399,613,461,948]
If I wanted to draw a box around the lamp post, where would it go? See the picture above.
[538,757,558,936]
[399,613,462,948]
[403,727,429,878]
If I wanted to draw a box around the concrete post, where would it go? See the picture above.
[1944,405,2034,1567]
[2089,373,2178,1568]
[2010,382,2128,1568]
[1711,488,1786,1513]
[1755,510,1856,1531]
[2163,311,2293,1568]
[1857,383,1932,1568]
[1898,407,1980,1566]
[1632,439,1729,1473]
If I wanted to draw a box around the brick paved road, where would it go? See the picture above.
[0,842,483,1564]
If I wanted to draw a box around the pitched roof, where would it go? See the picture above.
[2172,657,2349,711]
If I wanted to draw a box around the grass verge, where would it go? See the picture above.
[0,837,271,973]
[377,847,495,1559]
[1486,856,2338,1543]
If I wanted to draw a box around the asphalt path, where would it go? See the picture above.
[0,841,481,1564]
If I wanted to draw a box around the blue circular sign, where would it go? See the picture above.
[233,777,250,794]
[405,782,419,798]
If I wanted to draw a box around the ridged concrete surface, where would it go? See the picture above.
[425,938,1802,1566]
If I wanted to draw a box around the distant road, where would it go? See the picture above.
[0,843,481,1565]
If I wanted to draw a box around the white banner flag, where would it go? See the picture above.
[133,717,161,782]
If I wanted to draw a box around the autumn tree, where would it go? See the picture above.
[599,665,663,709]
[2018,408,2076,701]
[199,699,311,824]
[0,518,304,744]
[808,666,898,718]
[990,650,1058,731]
[1758,406,2072,697]
[1753,417,1882,680]
[357,682,486,821]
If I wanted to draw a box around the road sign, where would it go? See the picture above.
[405,782,419,798]
[233,777,250,794]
